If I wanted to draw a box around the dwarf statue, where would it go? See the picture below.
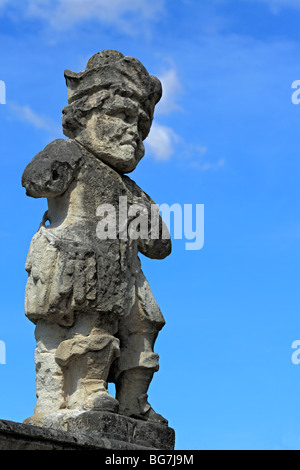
[22,50,171,428]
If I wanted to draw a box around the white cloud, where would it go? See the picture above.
[145,68,183,162]
[145,122,179,161]
[196,146,208,156]
[184,145,225,171]
[10,103,61,135]
[157,68,183,115]
[3,0,165,33]
[189,157,225,172]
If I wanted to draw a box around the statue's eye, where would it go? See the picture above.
[107,110,126,120]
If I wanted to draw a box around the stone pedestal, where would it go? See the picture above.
[22,411,175,450]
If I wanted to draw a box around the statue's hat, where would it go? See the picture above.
[64,50,162,109]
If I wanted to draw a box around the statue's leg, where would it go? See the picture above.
[55,315,120,413]
[114,272,167,425]
[34,320,67,415]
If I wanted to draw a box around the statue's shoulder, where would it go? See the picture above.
[22,139,84,198]
[36,138,83,165]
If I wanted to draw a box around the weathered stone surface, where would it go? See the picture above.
[23,411,175,450]
[21,50,174,447]
[0,418,172,450]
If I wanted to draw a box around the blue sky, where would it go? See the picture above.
[0,0,299,450]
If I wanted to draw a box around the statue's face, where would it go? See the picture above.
[73,94,151,173]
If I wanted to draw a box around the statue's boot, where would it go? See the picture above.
[82,377,119,413]
[116,368,168,425]
[56,332,120,413]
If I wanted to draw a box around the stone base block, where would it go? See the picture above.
[22,411,175,450]
[0,419,133,450]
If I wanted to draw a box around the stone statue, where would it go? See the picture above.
[22,51,173,444]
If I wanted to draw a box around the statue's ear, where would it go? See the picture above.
[150,76,163,105]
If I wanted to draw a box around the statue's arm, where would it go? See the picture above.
[22,139,82,198]
[124,177,171,259]
[138,196,172,260]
